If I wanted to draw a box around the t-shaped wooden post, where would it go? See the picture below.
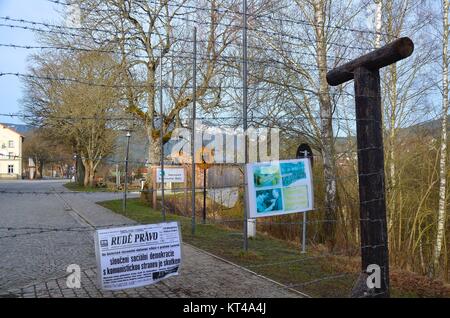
[327,37,414,298]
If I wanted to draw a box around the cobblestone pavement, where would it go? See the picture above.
[0,180,304,298]
[4,244,304,298]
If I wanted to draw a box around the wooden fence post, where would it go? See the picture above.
[326,37,414,298]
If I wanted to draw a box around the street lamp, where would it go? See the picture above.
[73,154,77,183]
[123,131,131,213]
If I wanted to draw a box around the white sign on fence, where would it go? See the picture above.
[246,159,314,218]
[94,222,182,290]
[156,167,185,183]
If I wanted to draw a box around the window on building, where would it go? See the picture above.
[8,152,14,159]
[8,140,14,148]
[8,165,14,174]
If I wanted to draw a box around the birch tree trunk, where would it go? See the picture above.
[387,65,398,244]
[433,0,449,276]
[313,0,338,249]
[373,1,402,250]
[374,0,383,49]
[381,0,408,253]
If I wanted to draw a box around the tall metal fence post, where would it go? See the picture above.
[202,167,206,224]
[160,48,166,221]
[116,163,120,190]
[123,131,131,214]
[191,26,197,235]
[242,0,249,252]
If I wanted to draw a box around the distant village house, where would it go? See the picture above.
[0,123,24,179]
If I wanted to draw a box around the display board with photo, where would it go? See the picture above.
[246,159,313,218]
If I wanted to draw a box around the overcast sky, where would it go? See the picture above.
[0,0,59,125]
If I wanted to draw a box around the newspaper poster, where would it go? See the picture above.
[94,222,182,290]
[246,159,314,218]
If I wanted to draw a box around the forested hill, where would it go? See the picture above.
[1,123,32,135]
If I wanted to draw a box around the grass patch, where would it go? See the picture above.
[98,198,449,298]
[99,198,356,297]
[64,182,118,192]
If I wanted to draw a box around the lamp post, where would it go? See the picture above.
[123,131,131,213]
[73,154,77,183]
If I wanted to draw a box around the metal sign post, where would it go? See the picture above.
[296,144,313,254]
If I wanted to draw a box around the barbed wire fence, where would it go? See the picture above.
[0,139,399,299]
[0,0,446,298]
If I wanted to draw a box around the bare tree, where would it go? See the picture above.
[243,0,363,248]
[63,0,241,195]
[22,128,73,179]
[433,0,449,276]
[22,51,121,187]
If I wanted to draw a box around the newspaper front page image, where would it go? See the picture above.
[94,222,182,290]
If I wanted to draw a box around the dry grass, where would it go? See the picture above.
[99,198,449,298]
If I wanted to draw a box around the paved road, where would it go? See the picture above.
[0,180,304,298]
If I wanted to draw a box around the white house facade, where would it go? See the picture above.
[0,124,24,179]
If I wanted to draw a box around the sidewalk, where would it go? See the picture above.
[4,244,305,298]
[1,180,306,298]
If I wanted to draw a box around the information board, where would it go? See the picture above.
[246,159,314,218]
[156,167,185,183]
